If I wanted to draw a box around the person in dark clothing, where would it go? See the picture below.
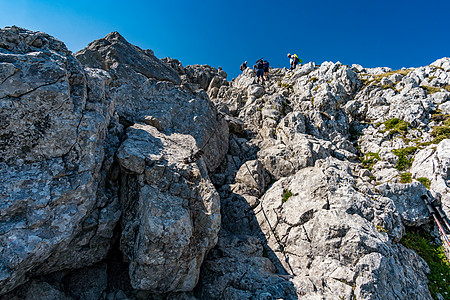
[263,60,269,80]
[254,58,265,84]
[240,61,248,71]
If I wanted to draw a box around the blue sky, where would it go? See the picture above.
[0,0,449,79]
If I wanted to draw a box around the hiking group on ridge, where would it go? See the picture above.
[239,52,302,84]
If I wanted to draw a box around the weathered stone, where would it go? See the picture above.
[117,124,220,292]
[0,27,120,295]
[75,34,229,172]
[75,32,180,84]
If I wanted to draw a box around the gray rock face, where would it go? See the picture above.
[117,124,220,292]
[203,57,450,299]
[75,33,229,172]
[75,31,181,84]
[253,158,430,299]
[2,26,449,299]
[0,26,120,294]
[376,182,430,226]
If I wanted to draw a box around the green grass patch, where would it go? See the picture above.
[421,86,441,94]
[381,118,410,135]
[421,112,450,145]
[400,228,450,299]
[280,83,292,89]
[431,125,450,144]
[400,172,412,183]
[374,69,411,81]
[431,65,445,71]
[431,110,449,123]
[308,77,318,83]
[282,189,293,203]
[417,177,431,189]
[392,146,417,171]
[360,78,373,86]
[360,152,380,171]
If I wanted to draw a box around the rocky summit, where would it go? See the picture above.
[0,26,449,300]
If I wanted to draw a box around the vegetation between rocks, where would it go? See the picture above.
[308,77,318,83]
[376,69,411,79]
[400,172,412,183]
[392,146,417,171]
[360,152,380,171]
[381,118,410,135]
[282,189,293,203]
[400,229,450,300]
[417,177,431,189]
[426,111,450,145]
[421,85,441,94]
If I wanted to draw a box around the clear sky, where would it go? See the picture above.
[1,0,449,79]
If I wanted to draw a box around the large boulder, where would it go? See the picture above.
[0,26,120,294]
[75,31,180,84]
[252,158,431,299]
[117,124,221,292]
[75,33,229,172]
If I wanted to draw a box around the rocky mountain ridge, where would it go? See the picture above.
[1,26,449,299]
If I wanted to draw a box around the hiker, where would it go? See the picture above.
[240,61,248,71]
[254,58,265,84]
[287,53,302,70]
[263,60,269,80]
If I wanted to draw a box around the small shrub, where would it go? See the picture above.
[443,85,450,92]
[416,177,431,189]
[423,112,450,144]
[392,146,417,171]
[431,125,450,144]
[401,228,450,299]
[382,118,410,135]
[400,172,412,183]
[282,189,293,203]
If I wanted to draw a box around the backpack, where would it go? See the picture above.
[293,54,302,64]
[256,59,264,69]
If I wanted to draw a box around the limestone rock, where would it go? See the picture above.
[75,31,180,84]
[117,124,221,292]
[0,27,120,295]
[253,158,430,299]
[75,34,229,172]
[376,182,430,226]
